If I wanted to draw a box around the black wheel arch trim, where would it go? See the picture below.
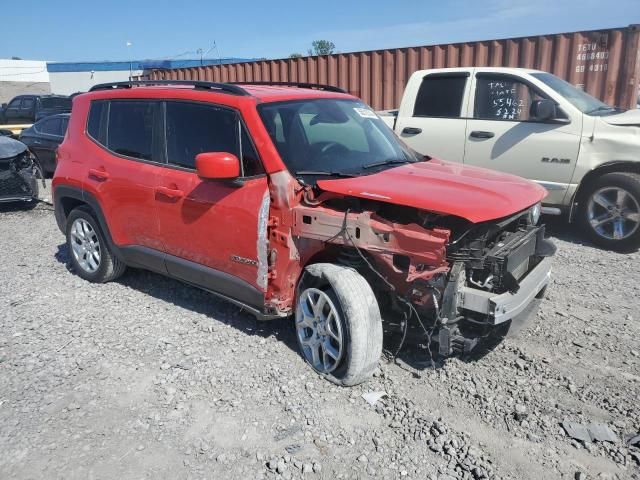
[54,185,120,257]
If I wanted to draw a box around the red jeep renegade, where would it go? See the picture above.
[53,80,555,385]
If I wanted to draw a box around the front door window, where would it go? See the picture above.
[474,77,543,121]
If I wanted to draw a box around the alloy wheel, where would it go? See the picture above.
[295,288,344,373]
[70,218,101,273]
[587,186,640,241]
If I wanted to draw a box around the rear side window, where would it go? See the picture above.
[37,117,63,136]
[165,101,263,175]
[107,101,156,160]
[413,76,467,118]
[21,98,35,110]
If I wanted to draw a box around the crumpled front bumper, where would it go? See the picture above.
[0,154,38,202]
[0,166,38,202]
[459,255,552,325]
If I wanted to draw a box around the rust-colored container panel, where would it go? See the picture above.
[146,25,640,110]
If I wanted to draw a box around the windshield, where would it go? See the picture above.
[258,99,420,179]
[531,72,618,115]
[39,97,71,110]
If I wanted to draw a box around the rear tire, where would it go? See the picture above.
[295,263,383,386]
[579,172,640,252]
[66,206,126,283]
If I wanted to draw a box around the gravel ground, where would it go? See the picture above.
[0,202,639,480]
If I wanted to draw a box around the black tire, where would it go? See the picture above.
[579,172,640,252]
[65,206,126,282]
[295,263,383,386]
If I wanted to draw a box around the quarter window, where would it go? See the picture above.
[240,126,263,176]
[107,101,156,160]
[414,76,467,118]
[474,77,544,121]
[87,101,106,141]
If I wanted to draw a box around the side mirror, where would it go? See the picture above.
[1,103,7,109]
[195,152,240,180]
[530,99,556,122]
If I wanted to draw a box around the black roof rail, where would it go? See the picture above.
[89,80,250,96]
[232,81,347,93]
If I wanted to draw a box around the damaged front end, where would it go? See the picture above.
[0,136,40,204]
[436,212,555,355]
[264,172,554,359]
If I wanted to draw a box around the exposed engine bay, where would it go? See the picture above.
[264,172,555,358]
[0,136,40,203]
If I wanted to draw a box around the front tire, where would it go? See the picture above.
[579,172,640,252]
[66,206,126,282]
[295,263,383,386]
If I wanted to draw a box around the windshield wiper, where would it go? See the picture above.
[295,170,357,178]
[363,159,411,170]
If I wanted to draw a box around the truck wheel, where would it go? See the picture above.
[579,172,640,252]
[295,263,383,386]
[66,206,126,283]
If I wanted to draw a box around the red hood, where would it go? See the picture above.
[317,159,547,223]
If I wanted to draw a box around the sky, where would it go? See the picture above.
[2,0,639,62]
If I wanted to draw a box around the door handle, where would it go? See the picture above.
[33,140,42,145]
[88,168,110,181]
[469,131,495,139]
[155,186,184,199]
[402,127,422,135]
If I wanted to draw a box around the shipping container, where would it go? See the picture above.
[144,25,640,110]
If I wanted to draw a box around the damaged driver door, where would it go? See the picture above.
[154,101,269,303]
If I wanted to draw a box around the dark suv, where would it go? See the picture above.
[52,80,554,385]
[0,95,72,124]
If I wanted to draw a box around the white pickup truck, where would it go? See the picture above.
[380,67,640,251]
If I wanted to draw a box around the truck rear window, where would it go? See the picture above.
[39,97,72,110]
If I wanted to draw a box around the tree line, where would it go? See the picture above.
[289,40,335,58]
